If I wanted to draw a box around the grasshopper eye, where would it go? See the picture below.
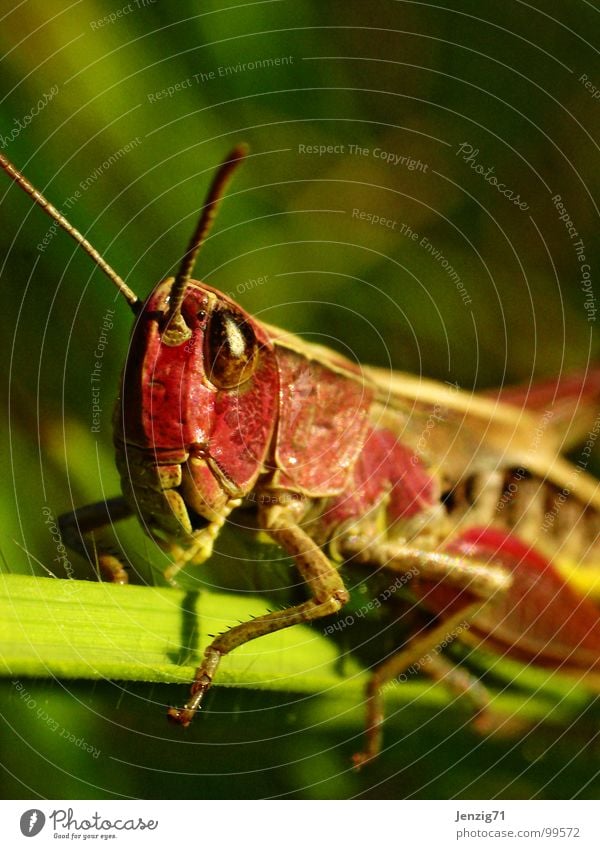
[205,306,258,389]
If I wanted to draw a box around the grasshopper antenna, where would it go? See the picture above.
[0,152,139,312]
[163,143,248,339]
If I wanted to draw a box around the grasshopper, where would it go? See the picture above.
[2,146,600,766]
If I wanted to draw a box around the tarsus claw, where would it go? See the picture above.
[166,707,194,727]
[352,751,374,771]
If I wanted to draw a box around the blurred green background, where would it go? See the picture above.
[1,0,599,799]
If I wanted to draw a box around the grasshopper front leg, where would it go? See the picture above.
[167,500,349,726]
[59,496,133,584]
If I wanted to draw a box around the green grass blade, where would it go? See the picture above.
[0,573,595,732]
[0,574,364,694]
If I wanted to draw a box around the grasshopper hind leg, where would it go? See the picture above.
[58,496,133,584]
[338,536,511,766]
[352,605,482,768]
[354,635,525,768]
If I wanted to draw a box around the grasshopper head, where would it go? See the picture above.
[114,278,279,540]
[1,145,264,545]
[113,144,280,542]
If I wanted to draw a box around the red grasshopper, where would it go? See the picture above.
[2,145,600,766]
